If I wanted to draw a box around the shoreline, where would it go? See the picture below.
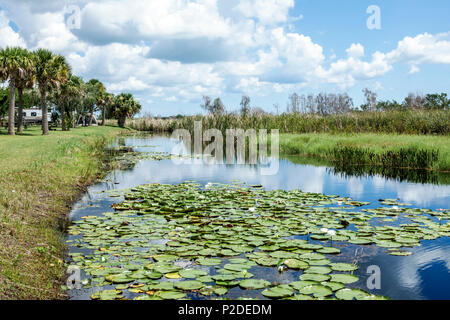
[0,125,127,299]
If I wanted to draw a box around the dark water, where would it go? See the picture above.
[67,135,450,300]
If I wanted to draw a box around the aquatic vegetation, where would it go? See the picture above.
[66,181,449,300]
[127,110,450,136]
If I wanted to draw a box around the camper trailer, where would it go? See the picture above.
[21,108,53,125]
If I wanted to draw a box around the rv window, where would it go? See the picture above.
[23,112,26,116]
[31,112,37,117]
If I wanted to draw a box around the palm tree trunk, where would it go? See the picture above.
[8,81,15,136]
[102,105,106,126]
[17,88,24,134]
[118,116,126,128]
[41,89,49,135]
[61,102,66,131]
[89,106,94,126]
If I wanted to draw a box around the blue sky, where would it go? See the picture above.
[0,0,449,116]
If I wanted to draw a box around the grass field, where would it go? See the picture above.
[279,133,450,171]
[0,125,126,299]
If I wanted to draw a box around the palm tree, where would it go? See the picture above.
[0,47,33,135]
[55,74,82,131]
[98,92,113,126]
[15,50,35,134]
[111,93,142,128]
[33,49,70,135]
[84,79,105,126]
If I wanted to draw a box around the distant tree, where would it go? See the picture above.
[99,92,114,125]
[362,88,377,111]
[404,92,425,110]
[376,100,405,111]
[240,95,251,117]
[0,47,34,135]
[201,96,213,114]
[424,93,449,110]
[33,49,70,135]
[212,98,225,115]
[111,93,141,128]
[201,96,225,115]
[13,49,35,133]
[84,79,106,126]
[335,93,354,114]
[315,93,327,115]
[273,103,280,115]
[54,74,82,131]
[287,93,300,113]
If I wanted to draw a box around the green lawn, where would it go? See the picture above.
[0,125,127,299]
[279,133,450,171]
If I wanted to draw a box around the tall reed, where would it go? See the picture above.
[127,110,450,135]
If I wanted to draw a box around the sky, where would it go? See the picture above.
[0,0,449,116]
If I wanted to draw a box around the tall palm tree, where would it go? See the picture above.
[33,49,70,135]
[85,79,105,126]
[0,47,33,136]
[55,74,82,131]
[101,93,114,126]
[15,50,35,134]
[112,93,142,128]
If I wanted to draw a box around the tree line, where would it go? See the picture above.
[200,89,449,117]
[0,47,141,135]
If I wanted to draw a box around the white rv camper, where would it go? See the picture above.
[21,108,53,124]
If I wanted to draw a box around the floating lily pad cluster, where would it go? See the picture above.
[66,182,449,300]
[108,145,186,171]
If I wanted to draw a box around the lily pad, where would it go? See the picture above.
[239,279,271,290]
[174,280,205,291]
[283,259,309,270]
[329,274,359,284]
[299,285,333,298]
[179,269,208,279]
[335,288,371,300]
[262,286,294,299]
[329,263,358,272]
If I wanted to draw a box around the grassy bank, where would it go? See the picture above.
[279,133,450,171]
[0,125,126,299]
[128,110,450,135]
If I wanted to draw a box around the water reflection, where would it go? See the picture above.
[68,135,450,300]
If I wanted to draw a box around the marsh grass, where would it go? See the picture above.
[278,133,450,171]
[128,110,450,135]
[0,125,126,299]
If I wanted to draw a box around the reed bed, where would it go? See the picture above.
[127,110,450,135]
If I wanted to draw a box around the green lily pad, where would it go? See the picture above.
[174,280,205,291]
[289,281,319,291]
[335,288,371,300]
[179,269,208,278]
[262,286,294,299]
[239,279,271,290]
[299,285,333,298]
[299,273,330,282]
[283,259,309,270]
[158,291,187,300]
[304,266,332,274]
[329,274,359,284]
[329,263,358,272]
